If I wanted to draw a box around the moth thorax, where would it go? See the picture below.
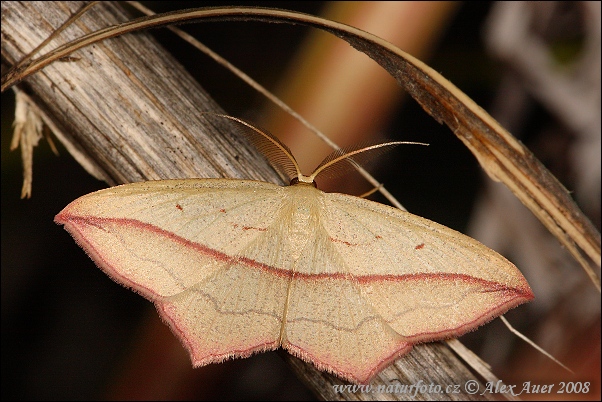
[290,176,317,187]
[286,194,320,261]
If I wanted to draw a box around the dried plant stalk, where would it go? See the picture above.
[3,2,597,400]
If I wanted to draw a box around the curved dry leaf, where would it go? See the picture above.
[3,6,598,289]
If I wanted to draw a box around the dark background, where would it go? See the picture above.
[3,1,598,400]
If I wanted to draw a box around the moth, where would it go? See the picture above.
[55,115,533,384]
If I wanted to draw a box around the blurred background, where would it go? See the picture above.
[2,1,600,400]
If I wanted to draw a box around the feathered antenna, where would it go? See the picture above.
[208,114,427,186]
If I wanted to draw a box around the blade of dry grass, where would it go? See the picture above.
[3,6,598,290]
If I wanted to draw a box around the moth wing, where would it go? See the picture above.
[281,191,533,383]
[55,179,291,365]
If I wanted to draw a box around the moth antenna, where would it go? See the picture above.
[202,113,303,183]
[358,184,383,199]
[309,141,428,182]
